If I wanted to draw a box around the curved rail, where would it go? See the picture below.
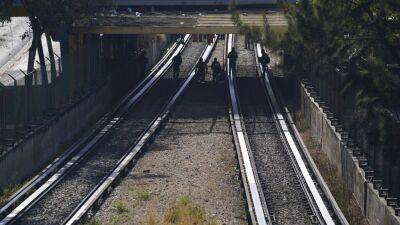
[226,34,269,225]
[63,35,218,225]
[0,34,191,225]
[254,43,338,225]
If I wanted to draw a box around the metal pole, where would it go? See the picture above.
[20,69,35,127]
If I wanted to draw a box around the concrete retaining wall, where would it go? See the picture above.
[300,83,400,225]
[0,81,113,189]
[0,34,170,189]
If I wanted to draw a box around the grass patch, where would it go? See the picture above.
[109,213,131,225]
[145,214,157,225]
[138,190,150,201]
[218,152,230,163]
[237,208,247,220]
[144,196,218,225]
[108,200,132,225]
[299,128,369,225]
[111,200,129,214]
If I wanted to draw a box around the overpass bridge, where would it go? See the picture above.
[11,0,288,34]
[12,0,280,8]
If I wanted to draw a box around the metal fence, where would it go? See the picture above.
[0,55,62,136]
[0,34,164,154]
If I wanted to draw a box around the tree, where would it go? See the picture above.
[278,0,400,202]
[22,0,110,81]
[0,0,12,23]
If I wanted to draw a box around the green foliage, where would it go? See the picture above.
[280,0,400,109]
[0,0,12,23]
[137,189,150,201]
[163,197,218,225]
[22,0,111,34]
[279,0,400,195]
[230,0,269,46]
[111,200,129,214]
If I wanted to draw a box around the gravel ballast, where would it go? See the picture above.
[93,38,247,225]
[235,35,314,225]
[16,40,206,225]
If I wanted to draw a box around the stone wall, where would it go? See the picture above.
[300,83,400,225]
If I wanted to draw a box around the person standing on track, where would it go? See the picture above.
[244,32,252,50]
[172,52,182,79]
[211,58,222,83]
[227,47,238,73]
[196,58,207,83]
[259,49,271,74]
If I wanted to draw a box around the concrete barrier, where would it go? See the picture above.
[0,81,113,189]
[300,83,400,225]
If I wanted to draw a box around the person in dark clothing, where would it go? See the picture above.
[196,58,207,83]
[227,48,238,72]
[259,49,271,74]
[244,33,252,50]
[211,58,222,82]
[137,51,149,78]
[172,53,182,79]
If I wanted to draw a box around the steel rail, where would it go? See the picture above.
[63,35,218,225]
[283,106,349,225]
[0,36,188,220]
[0,36,181,219]
[226,34,269,225]
[254,43,336,225]
[0,34,191,225]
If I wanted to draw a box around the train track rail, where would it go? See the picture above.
[0,35,217,225]
[0,35,190,221]
[254,43,348,225]
[226,34,348,225]
[63,35,217,225]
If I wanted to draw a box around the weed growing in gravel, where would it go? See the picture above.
[237,208,247,219]
[138,190,150,201]
[145,214,157,225]
[218,152,230,163]
[111,200,129,214]
[163,196,217,225]
[109,213,131,225]
[143,197,217,225]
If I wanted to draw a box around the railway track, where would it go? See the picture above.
[1,33,349,225]
[226,34,348,225]
[0,35,217,225]
[0,35,190,220]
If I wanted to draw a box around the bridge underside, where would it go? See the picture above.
[78,11,287,34]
